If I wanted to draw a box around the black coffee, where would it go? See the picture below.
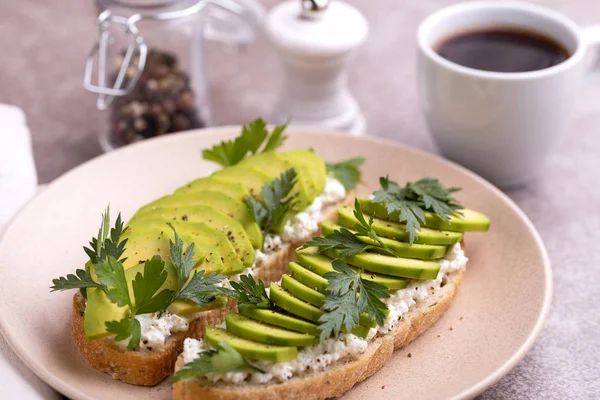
[435,27,570,73]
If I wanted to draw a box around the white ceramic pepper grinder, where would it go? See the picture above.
[265,0,368,135]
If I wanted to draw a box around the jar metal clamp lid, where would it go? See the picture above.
[83,0,264,111]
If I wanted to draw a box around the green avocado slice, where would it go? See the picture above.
[288,262,329,293]
[280,275,377,328]
[211,165,272,198]
[238,307,319,336]
[269,284,371,338]
[122,221,236,274]
[321,220,447,260]
[280,150,326,198]
[85,271,227,340]
[132,191,263,249]
[277,150,326,207]
[174,177,248,201]
[337,206,463,245]
[296,247,409,291]
[204,326,298,362]
[225,313,315,347]
[270,283,323,323]
[358,199,491,232]
[128,205,254,268]
[240,152,310,211]
[326,249,440,280]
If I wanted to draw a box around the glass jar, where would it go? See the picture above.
[84,0,263,151]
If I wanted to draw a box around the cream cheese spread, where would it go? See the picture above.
[182,243,468,383]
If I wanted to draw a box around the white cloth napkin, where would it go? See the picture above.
[0,104,61,399]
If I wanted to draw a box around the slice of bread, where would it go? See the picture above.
[71,194,354,386]
[171,268,465,400]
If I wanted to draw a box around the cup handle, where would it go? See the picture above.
[581,26,600,72]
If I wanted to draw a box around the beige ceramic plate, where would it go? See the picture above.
[0,127,551,400]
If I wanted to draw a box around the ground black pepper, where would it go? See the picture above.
[110,49,204,145]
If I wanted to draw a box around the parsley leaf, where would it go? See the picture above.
[50,268,105,292]
[373,176,462,244]
[167,222,197,292]
[262,120,288,152]
[300,200,396,258]
[83,206,128,265]
[356,277,389,326]
[131,256,175,315]
[319,288,359,342]
[202,118,289,167]
[325,157,365,191]
[95,256,132,308]
[166,223,230,308]
[175,271,231,307]
[352,199,396,256]
[171,342,257,383]
[301,228,371,259]
[245,168,298,234]
[228,274,272,309]
[318,259,389,341]
[408,178,462,221]
[106,317,141,350]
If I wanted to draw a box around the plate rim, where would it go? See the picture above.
[0,126,553,400]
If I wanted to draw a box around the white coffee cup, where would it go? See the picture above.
[417,1,600,187]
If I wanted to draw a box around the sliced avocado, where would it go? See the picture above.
[288,262,329,293]
[240,153,309,211]
[281,274,325,307]
[128,205,254,268]
[84,261,178,340]
[296,247,409,291]
[326,249,440,280]
[132,191,263,249]
[337,206,463,245]
[225,312,315,347]
[321,220,447,260]
[280,275,377,328]
[174,177,248,201]
[358,199,491,232]
[238,306,319,336]
[269,285,374,339]
[211,165,271,197]
[84,288,129,340]
[117,227,172,269]
[204,326,297,362]
[277,151,325,208]
[167,296,228,316]
[122,220,230,274]
[270,283,324,323]
[280,150,327,197]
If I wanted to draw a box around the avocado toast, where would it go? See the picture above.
[52,119,359,386]
[171,180,490,399]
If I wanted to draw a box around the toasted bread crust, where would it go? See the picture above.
[172,269,465,400]
[71,194,354,386]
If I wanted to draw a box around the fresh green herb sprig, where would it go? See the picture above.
[83,206,128,265]
[318,259,389,342]
[300,199,396,258]
[372,177,463,244]
[202,118,288,167]
[325,157,364,191]
[51,210,232,350]
[172,342,262,383]
[228,275,272,309]
[246,168,299,234]
[103,255,175,350]
[166,223,230,308]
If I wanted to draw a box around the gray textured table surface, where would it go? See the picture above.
[1,0,599,398]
